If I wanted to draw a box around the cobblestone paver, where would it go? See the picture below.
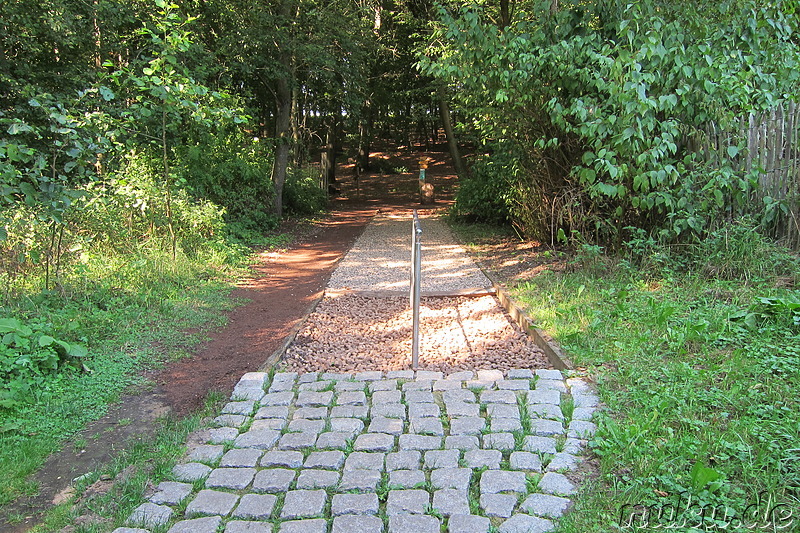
[120,369,598,532]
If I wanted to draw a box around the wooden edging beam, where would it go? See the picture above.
[324,288,497,298]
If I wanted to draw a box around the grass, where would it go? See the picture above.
[504,225,800,531]
[0,231,290,521]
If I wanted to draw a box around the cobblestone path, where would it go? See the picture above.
[116,215,598,533]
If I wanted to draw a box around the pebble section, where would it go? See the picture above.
[118,369,599,533]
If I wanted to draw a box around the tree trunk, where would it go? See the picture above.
[438,85,467,177]
[271,76,292,218]
[357,98,373,172]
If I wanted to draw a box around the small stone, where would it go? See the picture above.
[234,429,281,449]
[402,380,432,392]
[430,468,471,491]
[498,514,554,533]
[477,370,504,381]
[389,469,426,488]
[480,390,517,404]
[496,380,531,391]
[399,434,442,451]
[526,390,560,406]
[149,481,193,505]
[369,416,405,435]
[480,470,526,494]
[388,514,440,533]
[222,401,256,415]
[531,419,564,437]
[520,493,571,519]
[433,489,470,516]
[410,417,444,436]
[297,372,319,383]
[482,433,515,451]
[405,390,436,403]
[287,419,326,434]
[280,490,327,519]
[213,414,247,427]
[373,390,402,404]
[371,403,407,419]
[261,392,295,406]
[205,467,256,490]
[185,489,239,517]
[450,417,485,436]
[433,379,463,391]
[292,407,328,420]
[523,436,557,454]
[208,427,239,444]
[538,472,577,495]
[331,515,383,533]
[528,404,563,421]
[571,407,596,421]
[443,390,476,403]
[445,435,480,451]
[447,514,491,533]
[424,449,460,469]
[321,372,352,381]
[344,451,385,471]
[369,379,398,392]
[295,469,340,489]
[354,433,395,452]
[338,391,367,406]
[465,380,494,390]
[338,469,381,491]
[355,371,384,381]
[225,520,273,533]
[479,494,517,518]
[128,503,174,528]
[260,451,303,468]
[250,419,285,431]
[299,381,332,392]
[386,489,429,515]
[279,519,328,533]
[330,417,365,435]
[386,450,421,471]
[296,391,334,407]
[220,449,263,468]
[509,452,542,472]
[277,431,317,451]
[304,450,346,469]
[447,370,475,380]
[172,462,212,482]
[416,370,444,381]
[331,493,379,515]
[446,402,480,418]
[252,468,296,493]
[463,449,502,470]
[232,493,278,520]
[187,445,225,464]
[336,381,366,392]
[490,418,523,432]
[534,380,567,393]
[486,404,520,419]
[272,371,298,383]
[507,369,534,379]
[167,516,222,533]
[563,438,585,455]
[112,529,151,533]
[408,403,440,418]
[315,431,350,449]
[546,453,581,472]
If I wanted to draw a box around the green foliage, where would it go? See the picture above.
[511,236,800,531]
[0,317,88,409]
[282,168,328,216]
[451,150,514,225]
[422,0,800,246]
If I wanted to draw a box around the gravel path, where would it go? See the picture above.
[118,212,597,533]
[327,214,491,293]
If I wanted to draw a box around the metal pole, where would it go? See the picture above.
[411,210,422,369]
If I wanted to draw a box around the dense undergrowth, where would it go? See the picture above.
[491,221,800,532]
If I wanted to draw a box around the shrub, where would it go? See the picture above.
[283,168,327,216]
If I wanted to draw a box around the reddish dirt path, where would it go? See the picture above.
[2,144,459,532]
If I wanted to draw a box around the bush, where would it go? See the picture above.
[283,168,327,216]
[451,151,514,225]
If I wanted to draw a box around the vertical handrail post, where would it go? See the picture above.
[411,210,422,369]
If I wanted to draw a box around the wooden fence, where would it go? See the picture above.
[689,101,800,249]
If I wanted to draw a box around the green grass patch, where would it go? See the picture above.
[510,229,800,531]
[0,233,286,515]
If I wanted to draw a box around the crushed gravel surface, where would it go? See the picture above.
[327,214,491,292]
[279,294,549,374]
